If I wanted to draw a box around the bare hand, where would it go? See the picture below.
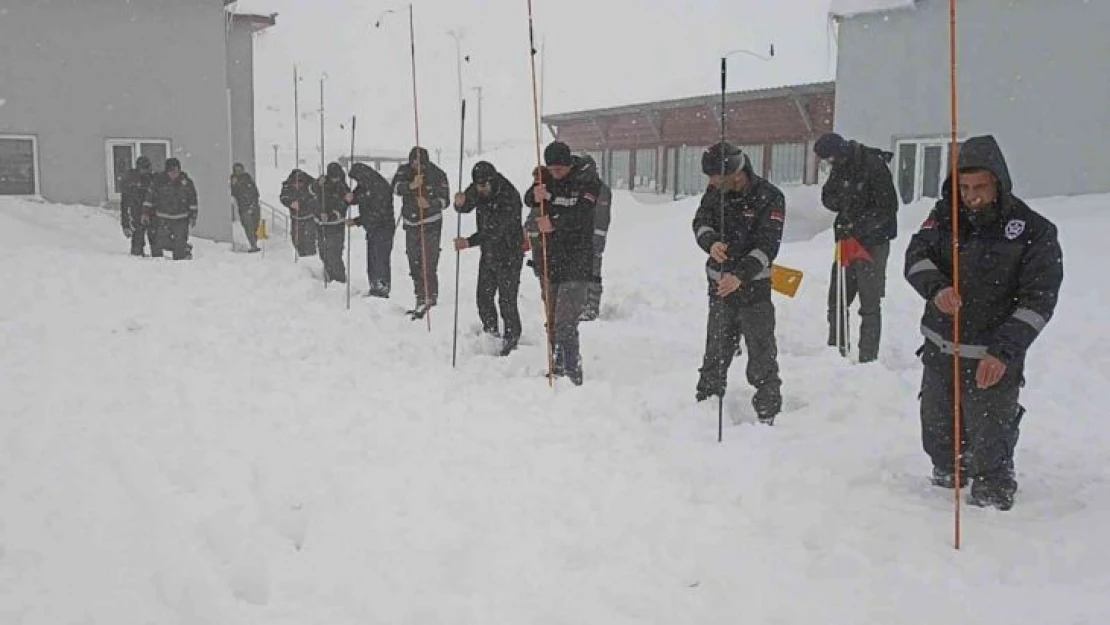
[933,287,962,315]
[416,196,431,211]
[535,216,554,233]
[532,184,551,203]
[291,200,300,211]
[454,237,469,251]
[454,192,466,210]
[976,355,1007,389]
[344,192,355,203]
[345,218,357,228]
[409,174,424,190]
[716,273,742,297]
[710,242,729,263]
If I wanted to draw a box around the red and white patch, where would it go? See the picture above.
[770,210,785,222]
[921,217,938,230]
[582,193,597,203]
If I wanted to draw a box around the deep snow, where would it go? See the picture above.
[1,181,1108,624]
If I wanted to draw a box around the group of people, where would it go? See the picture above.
[274,142,612,383]
[118,131,1063,511]
[691,132,1062,511]
[120,158,263,260]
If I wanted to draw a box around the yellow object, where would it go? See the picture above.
[771,264,803,298]
[257,219,269,240]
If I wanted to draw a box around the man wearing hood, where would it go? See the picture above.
[814,132,899,362]
[904,135,1063,511]
[391,146,451,318]
[280,169,319,258]
[692,142,786,424]
[143,157,198,260]
[345,162,396,297]
[523,141,602,385]
[578,154,612,322]
[453,161,526,356]
[230,162,262,253]
[316,162,351,283]
[121,155,155,256]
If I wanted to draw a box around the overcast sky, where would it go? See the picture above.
[233,0,840,165]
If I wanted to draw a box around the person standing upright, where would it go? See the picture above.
[120,155,155,256]
[391,146,450,319]
[230,162,262,253]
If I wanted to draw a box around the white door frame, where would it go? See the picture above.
[104,138,172,201]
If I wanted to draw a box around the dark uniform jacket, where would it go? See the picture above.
[144,171,198,222]
[692,175,786,300]
[904,135,1064,366]
[821,141,899,246]
[457,173,524,252]
[230,173,261,209]
[347,162,395,228]
[280,170,319,221]
[523,156,603,283]
[390,148,450,228]
[120,169,153,228]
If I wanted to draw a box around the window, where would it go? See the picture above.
[609,149,631,191]
[105,139,171,200]
[0,135,39,195]
[769,142,806,186]
[634,148,656,191]
[666,146,678,195]
[895,137,959,203]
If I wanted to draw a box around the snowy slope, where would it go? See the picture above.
[1,188,1108,624]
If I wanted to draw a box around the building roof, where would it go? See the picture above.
[542,81,835,124]
[829,0,916,17]
[231,12,277,32]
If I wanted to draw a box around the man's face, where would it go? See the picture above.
[233,167,244,178]
[708,169,746,192]
[476,180,492,197]
[958,170,998,210]
[168,168,180,181]
[548,165,571,180]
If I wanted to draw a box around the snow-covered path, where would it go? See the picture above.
[1,191,1107,624]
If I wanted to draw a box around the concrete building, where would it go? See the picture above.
[0,0,275,242]
[831,0,1110,202]
[541,82,835,196]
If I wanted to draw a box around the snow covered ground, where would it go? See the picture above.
[1,183,1108,624]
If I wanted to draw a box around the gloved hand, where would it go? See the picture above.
[122,224,133,238]
[189,214,197,228]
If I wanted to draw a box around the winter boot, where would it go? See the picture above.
[499,335,519,357]
[968,472,1016,511]
[931,466,968,489]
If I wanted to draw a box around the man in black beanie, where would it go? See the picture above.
[523,141,602,385]
[692,141,785,424]
[814,132,899,362]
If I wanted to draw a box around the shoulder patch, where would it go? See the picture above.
[1004,218,1025,240]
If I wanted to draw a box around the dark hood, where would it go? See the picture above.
[286,169,314,185]
[957,135,1012,193]
[942,135,1013,198]
[408,146,431,168]
[348,162,377,184]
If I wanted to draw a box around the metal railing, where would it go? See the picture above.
[259,199,290,239]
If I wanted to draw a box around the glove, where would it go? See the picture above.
[122,224,133,238]
[189,215,197,228]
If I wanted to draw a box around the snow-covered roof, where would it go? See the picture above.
[829,0,917,18]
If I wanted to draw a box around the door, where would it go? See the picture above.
[105,139,172,201]
[108,142,134,197]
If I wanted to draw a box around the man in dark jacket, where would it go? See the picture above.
[143,157,198,260]
[904,135,1063,511]
[345,162,396,297]
[280,169,318,258]
[391,146,451,318]
[121,155,155,256]
[692,142,785,424]
[315,162,350,283]
[578,154,612,322]
[814,132,899,362]
[230,162,261,253]
[454,161,526,356]
[523,141,602,385]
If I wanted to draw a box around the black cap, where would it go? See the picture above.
[543,141,573,167]
[408,146,430,166]
[136,156,152,171]
[814,132,848,159]
[701,142,746,176]
[471,161,497,184]
[164,157,181,171]
[232,162,245,171]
